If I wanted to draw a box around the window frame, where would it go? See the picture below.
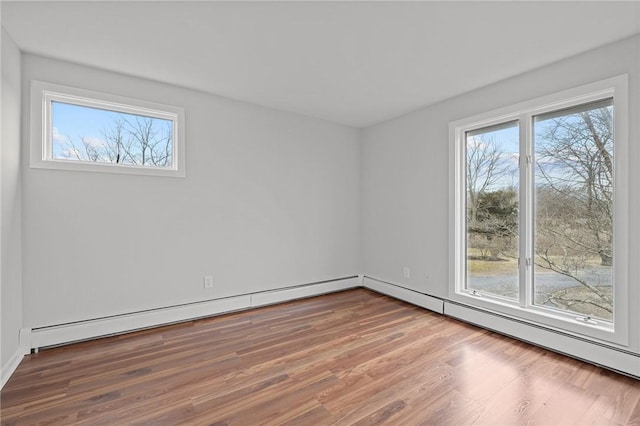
[30,80,186,177]
[449,75,629,346]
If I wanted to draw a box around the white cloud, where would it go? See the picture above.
[82,136,107,148]
[52,127,69,143]
[59,147,80,160]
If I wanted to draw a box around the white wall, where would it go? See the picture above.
[21,54,360,329]
[1,28,23,376]
[361,36,640,352]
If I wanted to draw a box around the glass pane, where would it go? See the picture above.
[533,98,614,322]
[51,101,174,168]
[465,121,519,300]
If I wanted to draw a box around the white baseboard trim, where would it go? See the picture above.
[363,276,444,314]
[28,276,360,351]
[30,295,252,350]
[1,349,25,390]
[444,301,640,378]
[250,276,360,308]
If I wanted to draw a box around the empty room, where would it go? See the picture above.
[1,1,639,424]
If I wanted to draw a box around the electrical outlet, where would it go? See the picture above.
[203,275,214,289]
[403,267,411,279]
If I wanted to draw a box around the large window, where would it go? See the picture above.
[30,81,185,177]
[450,76,628,345]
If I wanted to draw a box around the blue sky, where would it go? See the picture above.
[52,102,119,158]
[466,122,520,192]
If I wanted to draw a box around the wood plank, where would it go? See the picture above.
[1,289,639,425]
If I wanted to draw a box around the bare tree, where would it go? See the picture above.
[466,136,518,260]
[467,137,506,228]
[57,114,173,167]
[63,136,105,163]
[116,115,172,167]
[100,117,131,164]
[534,104,614,315]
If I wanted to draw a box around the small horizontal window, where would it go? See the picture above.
[30,81,185,177]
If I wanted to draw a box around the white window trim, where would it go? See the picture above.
[30,80,186,177]
[449,75,629,347]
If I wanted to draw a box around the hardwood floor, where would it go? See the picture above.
[1,288,639,425]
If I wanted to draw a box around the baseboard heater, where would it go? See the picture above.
[362,276,640,379]
[28,276,360,351]
[362,276,444,314]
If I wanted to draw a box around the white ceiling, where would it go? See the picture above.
[2,1,639,128]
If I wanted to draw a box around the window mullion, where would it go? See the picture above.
[519,113,533,308]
